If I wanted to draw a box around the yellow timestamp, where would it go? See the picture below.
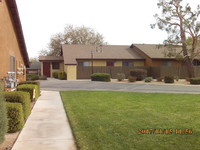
[138,128,193,135]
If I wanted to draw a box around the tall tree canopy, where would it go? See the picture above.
[151,0,200,77]
[40,25,107,56]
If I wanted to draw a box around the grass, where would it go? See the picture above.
[60,91,200,150]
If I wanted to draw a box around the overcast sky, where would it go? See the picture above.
[16,0,199,58]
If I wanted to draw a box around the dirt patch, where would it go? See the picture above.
[111,79,195,86]
[0,132,20,150]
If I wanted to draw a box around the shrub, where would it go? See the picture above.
[190,77,200,85]
[156,77,163,82]
[4,91,31,120]
[6,102,24,133]
[164,76,174,83]
[52,71,59,79]
[128,76,137,82]
[0,84,8,144]
[58,71,67,80]
[18,81,40,91]
[185,77,191,82]
[39,75,47,80]
[145,77,153,82]
[17,84,38,101]
[117,73,125,81]
[91,73,111,82]
[174,76,179,81]
[130,69,147,81]
[26,74,39,81]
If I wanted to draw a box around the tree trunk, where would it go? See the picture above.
[179,18,195,78]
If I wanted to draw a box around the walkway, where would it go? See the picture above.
[12,91,77,150]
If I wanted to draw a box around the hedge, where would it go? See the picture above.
[0,84,8,144]
[58,71,67,80]
[18,81,40,96]
[190,77,200,85]
[6,102,24,133]
[17,84,39,101]
[130,69,147,81]
[91,73,111,82]
[18,81,40,90]
[52,71,59,79]
[4,91,31,120]
[164,76,174,83]
[26,74,39,81]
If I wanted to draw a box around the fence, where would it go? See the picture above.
[77,66,200,79]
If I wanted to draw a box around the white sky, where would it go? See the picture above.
[16,0,199,58]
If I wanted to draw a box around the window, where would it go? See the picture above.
[10,56,16,72]
[78,61,90,66]
[52,62,60,69]
[123,61,133,67]
[107,61,114,67]
[163,61,172,66]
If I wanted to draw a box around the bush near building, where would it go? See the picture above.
[91,73,111,82]
[128,76,137,82]
[26,74,39,81]
[18,81,40,95]
[6,102,24,133]
[130,69,147,81]
[4,91,31,120]
[164,76,174,83]
[190,77,200,85]
[52,71,59,79]
[17,84,39,101]
[0,84,8,144]
[58,71,67,80]
[117,73,125,81]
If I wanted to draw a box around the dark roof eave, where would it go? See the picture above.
[7,0,29,67]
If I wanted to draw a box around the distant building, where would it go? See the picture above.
[27,62,41,75]
[39,44,184,80]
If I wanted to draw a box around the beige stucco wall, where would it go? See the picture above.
[64,65,77,80]
[134,60,145,66]
[93,60,106,66]
[114,61,122,67]
[0,0,26,82]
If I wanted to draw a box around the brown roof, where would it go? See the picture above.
[62,44,144,64]
[7,0,29,67]
[133,44,182,59]
[39,56,63,61]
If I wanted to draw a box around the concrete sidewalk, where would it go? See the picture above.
[12,91,77,150]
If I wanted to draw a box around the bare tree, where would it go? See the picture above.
[40,25,107,56]
[151,0,200,77]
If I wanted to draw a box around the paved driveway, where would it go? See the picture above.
[40,78,200,94]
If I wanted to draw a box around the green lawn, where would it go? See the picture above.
[60,91,200,150]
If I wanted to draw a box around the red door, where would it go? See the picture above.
[43,62,50,77]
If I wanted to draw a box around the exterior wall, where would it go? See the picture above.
[114,61,122,67]
[64,65,77,80]
[51,62,64,77]
[77,60,145,67]
[134,60,144,66]
[152,59,182,67]
[40,61,64,77]
[93,60,106,67]
[41,62,44,76]
[0,0,26,82]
